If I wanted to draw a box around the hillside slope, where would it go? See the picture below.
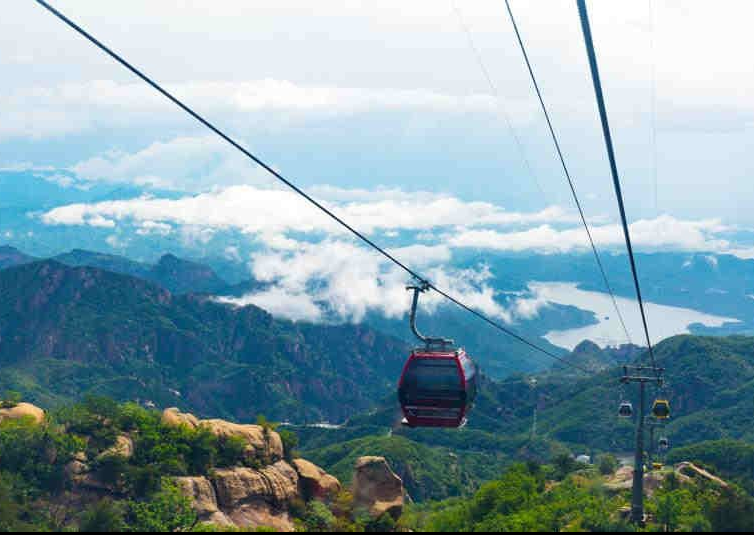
[0,260,408,422]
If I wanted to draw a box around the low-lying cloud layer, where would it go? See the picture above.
[37,178,748,324]
[41,182,735,255]
[40,183,581,236]
[216,240,511,324]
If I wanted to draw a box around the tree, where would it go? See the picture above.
[0,391,22,409]
[79,499,128,532]
[0,477,30,531]
[279,429,299,462]
[656,492,681,532]
[302,501,336,532]
[127,479,197,532]
[596,453,619,476]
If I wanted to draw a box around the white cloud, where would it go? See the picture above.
[105,234,129,249]
[387,244,451,267]
[40,183,579,235]
[448,216,732,254]
[135,221,172,236]
[70,136,270,191]
[0,80,510,142]
[218,239,510,324]
[223,245,242,262]
[217,287,324,323]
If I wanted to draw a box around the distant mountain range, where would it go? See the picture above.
[4,243,754,379]
[0,246,229,295]
[300,334,754,461]
[0,259,407,423]
[3,244,754,507]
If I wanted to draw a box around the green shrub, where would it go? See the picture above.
[79,499,128,532]
[0,391,22,409]
[279,429,299,462]
[596,453,619,476]
[127,478,197,532]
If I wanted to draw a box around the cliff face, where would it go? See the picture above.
[57,406,401,532]
[0,260,408,422]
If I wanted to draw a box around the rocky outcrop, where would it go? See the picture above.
[64,460,90,484]
[160,411,324,531]
[0,402,45,424]
[226,503,294,532]
[293,459,341,501]
[175,477,233,527]
[161,409,284,463]
[352,456,404,520]
[186,462,299,532]
[201,419,284,463]
[162,408,199,430]
[212,461,299,509]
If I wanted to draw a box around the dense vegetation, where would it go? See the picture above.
[305,434,508,502]
[400,459,754,532]
[0,397,412,532]
[0,396,272,531]
[297,335,754,464]
[0,260,407,423]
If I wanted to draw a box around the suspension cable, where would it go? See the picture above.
[450,0,549,203]
[576,0,659,376]
[34,0,590,374]
[503,0,633,347]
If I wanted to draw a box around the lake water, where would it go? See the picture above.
[528,282,740,350]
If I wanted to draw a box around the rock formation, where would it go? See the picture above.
[161,408,284,463]
[175,476,233,527]
[162,407,200,429]
[0,402,45,424]
[352,456,404,520]
[161,409,344,531]
[293,458,342,501]
[212,461,299,508]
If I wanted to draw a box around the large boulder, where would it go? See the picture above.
[64,460,90,485]
[162,408,199,430]
[352,456,404,520]
[293,458,342,501]
[212,461,299,509]
[175,476,233,527]
[226,502,294,533]
[200,419,284,462]
[0,402,45,424]
[175,476,221,517]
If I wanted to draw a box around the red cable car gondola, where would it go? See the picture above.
[398,283,478,428]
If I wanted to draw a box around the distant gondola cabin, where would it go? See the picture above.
[652,399,671,420]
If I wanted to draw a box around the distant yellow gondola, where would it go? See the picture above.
[652,399,671,420]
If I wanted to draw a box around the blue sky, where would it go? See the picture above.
[3,0,753,218]
[3,0,754,325]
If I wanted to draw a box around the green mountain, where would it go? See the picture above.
[296,335,754,497]
[53,249,230,295]
[304,434,508,502]
[0,260,408,423]
[401,459,754,532]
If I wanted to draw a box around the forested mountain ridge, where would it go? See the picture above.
[0,259,407,422]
